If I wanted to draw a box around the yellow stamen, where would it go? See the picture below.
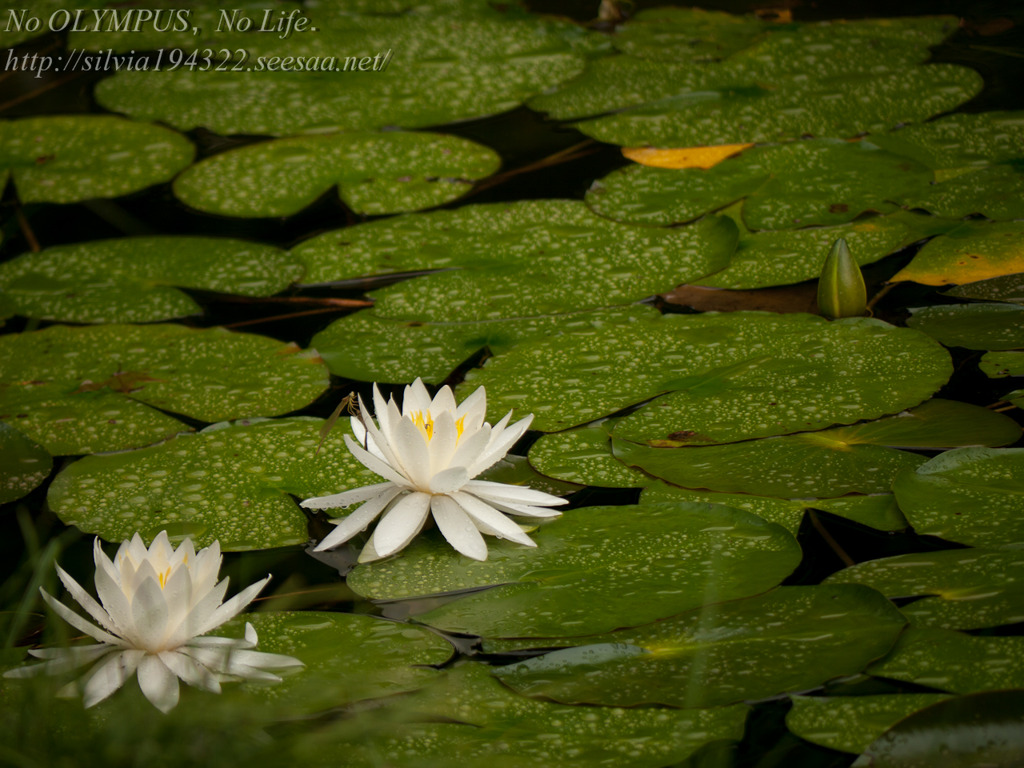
[410,411,466,442]
[158,566,171,589]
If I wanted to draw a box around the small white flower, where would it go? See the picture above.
[4,531,302,713]
[303,379,566,562]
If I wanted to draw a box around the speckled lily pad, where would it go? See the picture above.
[173,132,499,218]
[348,501,800,639]
[826,549,1024,630]
[462,308,951,437]
[0,116,193,203]
[47,417,379,550]
[493,585,906,706]
[0,422,51,504]
[893,221,1024,287]
[0,237,303,323]
[0,324,329,455]
[906,303,1024,350]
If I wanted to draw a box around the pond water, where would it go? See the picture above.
[1,1,1023,766]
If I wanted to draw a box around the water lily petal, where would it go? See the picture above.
[392,417,434,489]
[82,649,144,708]
[55,561,117,635]
[467,414,533,476]
[431,494,489,561]
[5,645,114,678]
[344,434,412,487]
[430,385,457,415]
[450,491,538,547]
[130,577,170,649]
[173,577,229,646]
[464,479,567,507]
[428,410,459,473]
[456,384,488,431]
[403,378,433,418]
[301,481,396,510]
[39,588,123,646]
[160,649,221,693]
[137,653,180,713]
[197,575,270,636]
[314,485,404,551]
[372,491,431,558]
[429,466,470,494]
[449,423,492,471]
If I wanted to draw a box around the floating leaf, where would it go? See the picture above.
[348,502,800,639]
[611,7,773,62]
[868,628,1024,693]
[528,422,650,489]
[173,132,499,218]
[312,307,626,384]
[95,12,585,135]
[893,447,1024,549]
[47,418,379,550]
[296,664,748,768]
[465,307,950,437]
[787,694,952,754]
[0,237,303,323]
[906,303,1024,350]
[826,549,1024,630]
[696,213,937,290]
[0,324,329,455]
[620,143,751,169]
[225,611,452,715]
[493,585,906,707]
[0,116,193,203]
[980,351,1024,378]
[870,110,1024,170]
[642,484,908,534]
[946,272,1024,304]
[589,139,933,229]
[614,398,1016,497]
[0,422,51,504]
[899,163,1024,221]
[858,690,1024,768]
[893,221,1024,286]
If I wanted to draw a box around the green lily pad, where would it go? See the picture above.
[47,417,379,550]
[900,163,1024,221]
[615,399,1017,498]
[0,324,329,455]
[642,484,908,534]
[173,132,499,218]
[464,307,951,436]
[536,58,980,147]
[787,694,953,754]
[528,422,650,489]
[587,139,933,230]
[893,221,1024,287]
[94,12,585,135]
[0,116,193,203]
[348,501,800,639]
[868,628,1024,693]
[826,549,1024,630]
[696,212,937,290]
[871,110,1024,170]
[614,433,924,497]
[225,611,452,715]
[0,237,303,323]
[296,663,749,768]
[611,6,773,62]
[0,422,51,504]
[892,448,1024,549]
[946,273,1024,305]
[856,690,1024,768]
[981,351,1024,378]
[906,303,1024,350]
[493,585,906,707]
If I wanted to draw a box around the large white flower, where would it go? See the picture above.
[303,379,566,562]
[4,531,302,713]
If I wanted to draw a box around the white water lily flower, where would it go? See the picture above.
[302,379,567,562]
[4,531,302,713]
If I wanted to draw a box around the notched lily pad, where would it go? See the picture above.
[296,664,749,768]
[906,303,1024,350]
[893,222,1024,287]
[0,422,52,504]
[826,548,1024,630]
[464,307,951,437]
[868,628,1024,693]
[981,350,1024,378]
[893,447,1024,550]
[947,272,1024,305]
[173,131,499,218]
[47,417,379,550]
[786,694,952,754]
[0,324,329,455]
[225,611,452,715]
[0,116,193,203]
[0,237,304,323]
[493,585,906,707]
[95,11,585,135]
[348,501,800,639]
